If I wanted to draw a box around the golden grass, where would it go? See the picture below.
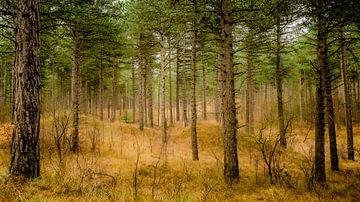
[0,116,359,201]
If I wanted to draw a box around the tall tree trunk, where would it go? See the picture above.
[110,61,117,122]
[176,42,180,122]
[146,59,154,128]
[315,0,326,182]
[275,14,286,147]
[99,60,104,121]
[324,45,339,171]
[220,0,239,185]
[191,29,199,161]
[10,0,41,178]
[1,62,6,113]
[201,47,207,120]
[71,26,80,152]
[299,71,304,124]
[139,59,145,131]
[340,28,354,160]
[132,60,136,123]
[246,46,254,134]
[215,51,222,122]
[11,61,14,122]
[169,47,173,125]
[182,53,188,127]
[160,36,168,144]
[84,79,89,115]
[157,77,160,126]
[356,77,360,123]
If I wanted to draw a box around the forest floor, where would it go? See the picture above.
[0,114,359,201]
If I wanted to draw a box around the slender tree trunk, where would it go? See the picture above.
[71,26,80,152]
[84,79,88,115]
[99,60,104,121]
[86,81,91,115]
[160,36,167,144]
[324,45,339,171]
[299,71,304,124]
[10,0,41,178]
[215,51,222,122]
[11,62,14,122]
[307,81,315,123]
[139,59,145,131]
[220,0,239,185]
[357,75,360,123]
[182,53,188,127]
[246,46,254,134]
[169,47,173,125]
[202,47,207,120]
[0,64,2,114]
[340,28,354,160]
[191,28,199,161]
[157,77,160,126]
[132,60,136,123]
[110,61,117,122]
[176,42,181,122]
[275,14,286,147]
[1,62,7,113]
[315,0,326,182]
[146,60,154,128]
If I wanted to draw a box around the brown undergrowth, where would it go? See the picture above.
[0,115,359,201]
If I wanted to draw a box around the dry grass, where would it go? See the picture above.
[0,115,359,201]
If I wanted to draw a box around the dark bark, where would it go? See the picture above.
[340,28,354,160]
[71,25,80,152]
[275,14,286,147]
[176,42,180,122]
[215,51,222,122]
[160,36,167,144]
[169,47,173,125]
[201,47,207,120]
[110,61,117,122]
[220,0,239,185]
[182,52,188,127]
[191,28,199,161]
[99,59,104,121]
[324,44,339,171]
[10,0,41,178]
[0,62,6,114]
[132,60,136,123]
[146,59,154,128]
[315,0,326,182]
[246,44,254,135]
[139,59,145,131]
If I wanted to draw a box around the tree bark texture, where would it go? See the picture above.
[275,14,286,147]
[132,60,136,123]
[220,0,239,185]
[139,58,145,131]
[246,45,254,135]
[315,0,326,182]
[215,50,222,122]
[324,45,339,171]
[160,36,168,144]
[182,53,188,127]
[191,29,199,161]
[10,0,41,178]
[201,46,207,120]
[71,26,80,152]
[340,28,354,161]
[176,42,181,122]
[110,61,117,122]
[99,60,104,121]
[146,59,154,128]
